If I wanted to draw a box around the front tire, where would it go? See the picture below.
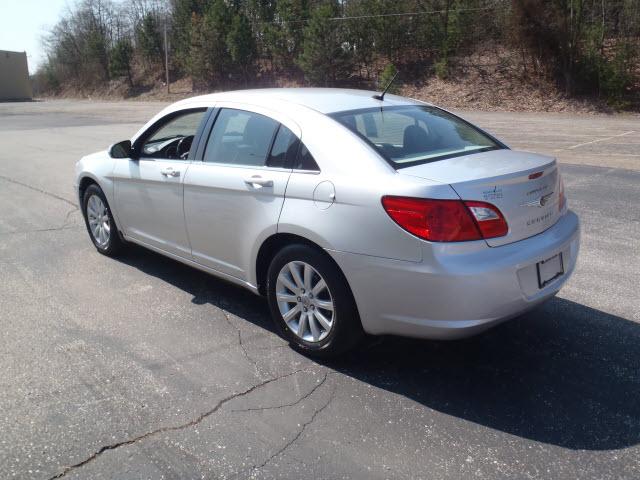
[266,244,363,357]
[82,184,124,256]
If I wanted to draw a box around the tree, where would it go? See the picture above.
[136,13,164,69]
[42,0,117,87]
[510,0,639,101]
[110,38,134,86]
[171,0,208,74]
[297,3,353,86]
[227,13,258,85]
[342,0,376,78]
[35,0,640,106]
[264,0,309,72]
[188,0,233,88]
[87,29,110,81]
[367,0,410,64]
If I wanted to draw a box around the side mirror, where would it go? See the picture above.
[108,140,133,159]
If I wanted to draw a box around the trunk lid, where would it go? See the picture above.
[399,149,560,246]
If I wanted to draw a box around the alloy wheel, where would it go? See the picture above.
[86,194,110,247]
[275,261,335,342]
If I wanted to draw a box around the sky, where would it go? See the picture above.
[0,0,72,73]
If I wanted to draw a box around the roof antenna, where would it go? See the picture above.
[373,70,399,101]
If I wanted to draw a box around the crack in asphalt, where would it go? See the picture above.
[0,226,80,236]
[0,208,80,236]
[230,371,329,413]
[6,164,329,479]
[238,382,337,478]
[218,304,268,380]
[238,329,264,379]
[0,174,77,207]
[62,205,80,226]
[1,206,81,236]
[0,176,80,235]
[46,368,312,480]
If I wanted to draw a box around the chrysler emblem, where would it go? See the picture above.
[521,191,554,208]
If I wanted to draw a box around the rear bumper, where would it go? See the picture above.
[328,210,580,339]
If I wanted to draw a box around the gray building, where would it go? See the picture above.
[0,50,32,101]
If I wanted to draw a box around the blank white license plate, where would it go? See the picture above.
[536,253,564,289]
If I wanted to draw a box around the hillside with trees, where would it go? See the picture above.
[35,0,640,111]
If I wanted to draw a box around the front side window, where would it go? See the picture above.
[140,109,206,160]
[332,106,502,168]
[204,109,279,166]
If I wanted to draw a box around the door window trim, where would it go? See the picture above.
[198,107,282,169]
[193,106,322,174]
[195,107,320,174]
[133,107,212,162]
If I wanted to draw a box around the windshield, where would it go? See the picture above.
[331,105,503,168]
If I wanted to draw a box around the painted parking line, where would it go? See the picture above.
[556,130,635,152]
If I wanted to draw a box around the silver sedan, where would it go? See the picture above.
[75,88,580,356]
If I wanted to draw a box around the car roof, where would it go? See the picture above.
[173,88,427,114]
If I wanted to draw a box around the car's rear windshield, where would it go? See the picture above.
[331,105,503,168]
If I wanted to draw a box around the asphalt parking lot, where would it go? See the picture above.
[0,100,639,479]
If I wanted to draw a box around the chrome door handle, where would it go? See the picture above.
[244,176,273,188]
[160,168,180,177]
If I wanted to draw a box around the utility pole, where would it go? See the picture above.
[164,19,170,94]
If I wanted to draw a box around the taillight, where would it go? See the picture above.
[381,196,508,242]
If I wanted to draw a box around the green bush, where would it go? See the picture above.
[434,58,449,80]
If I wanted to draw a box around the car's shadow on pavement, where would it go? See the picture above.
[332,299,640,451]
[117,245,640,452]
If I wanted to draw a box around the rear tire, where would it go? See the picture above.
[266,244,363,357]
[82,183,124,257]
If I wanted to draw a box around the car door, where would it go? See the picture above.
[113,108,208,257]
[183,106,299,280]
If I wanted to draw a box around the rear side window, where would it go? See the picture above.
[332,106,501,168]
[269,125,319,171]
[204,108,279,166]
[294,143,319,171]
[267,125,299,168]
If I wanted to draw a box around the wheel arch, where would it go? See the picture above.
[255,233,321,295]
[259,233,365,354]
[78,175,125,242]
[254,233,356,306]
[78,175,99,207]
